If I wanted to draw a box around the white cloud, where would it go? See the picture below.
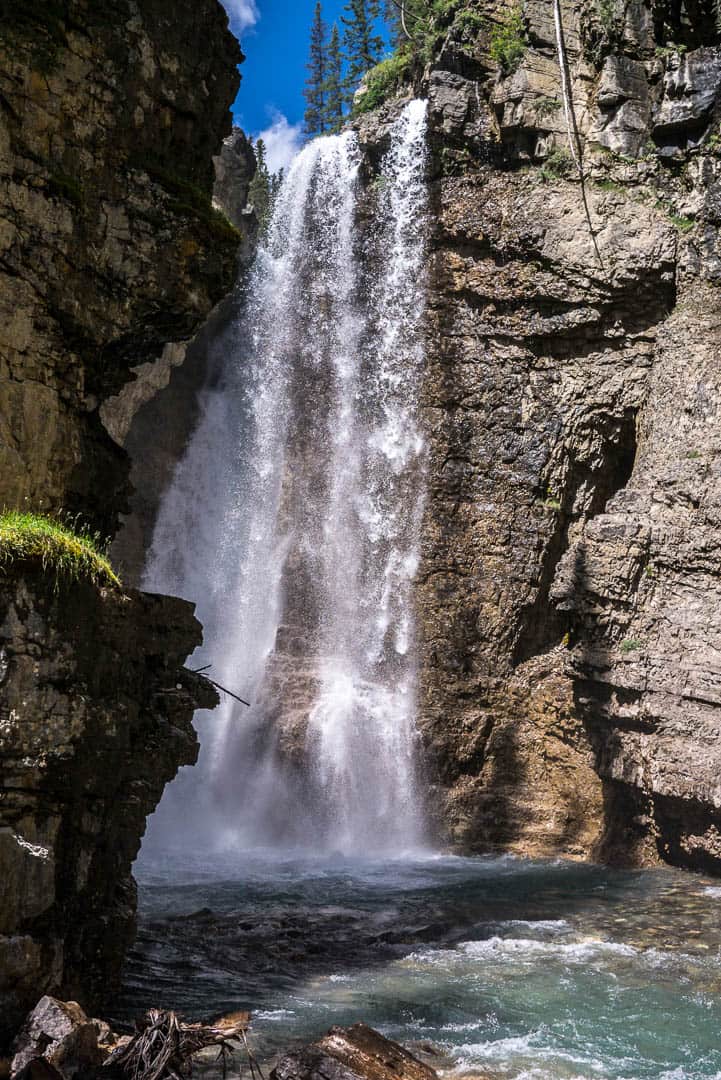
[256,113,304,174]
[222,0,260,34]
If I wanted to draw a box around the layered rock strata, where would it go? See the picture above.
[407,0,721,870]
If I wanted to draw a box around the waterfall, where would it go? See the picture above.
[142,99,429,857]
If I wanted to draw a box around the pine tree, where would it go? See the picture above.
[270,168,284,203]
[323,23,345,133]
[248,138,272,235]
[304,1,329,137]
[341,0,384,106]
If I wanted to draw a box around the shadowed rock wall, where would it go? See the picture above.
[0,0,240,1042]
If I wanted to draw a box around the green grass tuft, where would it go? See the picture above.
[0,511,120,589]
[669,212,694,233]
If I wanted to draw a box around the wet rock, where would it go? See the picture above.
[0,574,218,1041]
[653,47,721,149]
[213,128,258,238]
[11,998,102,1080]
[270,1025,441,1080]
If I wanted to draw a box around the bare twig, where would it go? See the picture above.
[203,676,251,708]
[191,665,251,707]
[385,0,424,40]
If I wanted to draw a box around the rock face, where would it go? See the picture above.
[0,572,218,1044]
[0,0,242,534]
[407,0,721,871]
[105,127,257,584]
[271,1025,440,1080]
[0,0,238,1045]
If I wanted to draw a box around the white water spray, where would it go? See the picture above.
[143,100,429,856]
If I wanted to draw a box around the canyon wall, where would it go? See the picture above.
[108,0,721,878]
[0,0,243,1042]
[403,0,721,872]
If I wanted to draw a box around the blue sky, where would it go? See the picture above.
[221,0,388,172]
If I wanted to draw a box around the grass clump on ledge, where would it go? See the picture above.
[353,52,414,115]
[0,511,120,589]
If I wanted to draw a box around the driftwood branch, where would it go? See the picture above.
[104,1010,258,1080]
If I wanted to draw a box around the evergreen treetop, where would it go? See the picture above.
[304,1,329,137]
[323,23,345,133]
[248,138,273,236]
[341,0,384,105]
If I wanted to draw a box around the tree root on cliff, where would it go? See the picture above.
[104,1010,259,1080]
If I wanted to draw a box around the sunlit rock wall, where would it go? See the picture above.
[408,0,721,871]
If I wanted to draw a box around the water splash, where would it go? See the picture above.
[143,100,429,857]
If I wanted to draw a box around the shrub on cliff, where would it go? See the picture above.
[0,511,120,589]
[489,4,527,74]
[353,51,413,114]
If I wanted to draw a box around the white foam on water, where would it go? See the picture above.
[452,1029,606,1073]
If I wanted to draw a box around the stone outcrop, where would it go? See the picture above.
[405,0,721,871]
[0,0,242,534]
[271,1025,441,1080]
[0,572,218,1044]
[0,0,239,1044]
[11,996,111,1080]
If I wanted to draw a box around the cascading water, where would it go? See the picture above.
[142,99,429,857]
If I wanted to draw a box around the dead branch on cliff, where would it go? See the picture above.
[104,1010,260,1080]
[192,665,251,707]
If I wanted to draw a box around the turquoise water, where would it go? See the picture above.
[116,853,721,1079]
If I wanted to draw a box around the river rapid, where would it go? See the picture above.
[114,852,721,1080]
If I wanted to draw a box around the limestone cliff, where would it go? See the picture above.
[0,0,241,1043]
[396,0,721,872]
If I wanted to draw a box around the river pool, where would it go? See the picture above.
[114,851,721,1080]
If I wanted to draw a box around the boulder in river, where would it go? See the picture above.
[270,1024,442,1080]
[11,997,105,1080]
